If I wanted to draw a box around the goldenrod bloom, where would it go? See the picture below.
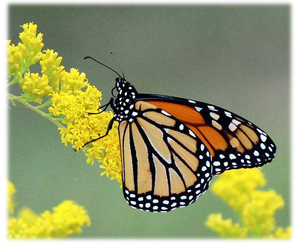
[19,22,44,63]
[8,182,90,239]
[211,168,266,215]
[273,227,292,239]
[206,169,291,239]
[8,41,22,76]
[8,182,16,214]
[8,22,122,184]
[8,23,43,79]
[8,202,91,239]
[242,190,284,237]
[18,72,52,103]
[206,214,248,238]
[40,49,64,92]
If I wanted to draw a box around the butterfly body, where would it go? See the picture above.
[100,77,276,213]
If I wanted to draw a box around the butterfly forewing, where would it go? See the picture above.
[119,100,213,212]
[141,97,276,176]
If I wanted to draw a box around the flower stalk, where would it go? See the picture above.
[7,93,64,128]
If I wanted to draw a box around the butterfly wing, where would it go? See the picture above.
[119,100,213,212]
[138,94,277,176]
[118,94,276,212]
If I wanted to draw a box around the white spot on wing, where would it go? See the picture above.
[161,110,171,116]
[188,129,196,138]
[225,111,232,117]
[213,161,221,166]
[229,154,236,160]
[232,119,241,126]
[195,106,202,112]
[260,134,267,142]
[210,112,220,120]
[229,122,237,132]
[200,144,205,151]
[208,105,218,111]
[179,124,184,130]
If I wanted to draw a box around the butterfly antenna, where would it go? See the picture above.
[110,51,125,79]
[84,56,122,78]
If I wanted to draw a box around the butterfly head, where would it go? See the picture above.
[111,77,138,122]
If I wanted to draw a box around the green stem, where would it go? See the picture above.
[7,76,19,87]
[7,93,65,129]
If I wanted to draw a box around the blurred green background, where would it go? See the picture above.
[8,5,290,238]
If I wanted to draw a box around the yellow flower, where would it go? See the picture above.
[8,22,123,185]
[18,72,52,103]
[7,40,22,77]
[205,169,291,238]
[211,168,266,215]
[8,23,44,79]
[48,78,122,184]
[60,68,89,94]
[8,182,90,239]
[8,201,90,239]
[19,22,44,62]
[206,214,248,238]
[40,49,64,92]
[242,190,284,237]
[49,85,103,145]
[8,182,16,214]
[273,227,292,239]
[49,85,122,183]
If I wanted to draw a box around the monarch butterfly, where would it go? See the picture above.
[84,56,276,213]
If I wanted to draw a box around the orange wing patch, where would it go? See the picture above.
[147,101,229,157]
[146,101,206,125]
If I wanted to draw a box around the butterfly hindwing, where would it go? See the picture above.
[119,100,213,212]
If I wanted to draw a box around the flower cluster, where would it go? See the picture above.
[8,182,90,239]
[49,85,122,183]
[205,168,291,238]
[206,214,247,238]
[8,23,43,78]
[8,22,122,184]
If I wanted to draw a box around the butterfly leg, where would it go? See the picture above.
[88,98,113,115]
[81,117,116,148]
